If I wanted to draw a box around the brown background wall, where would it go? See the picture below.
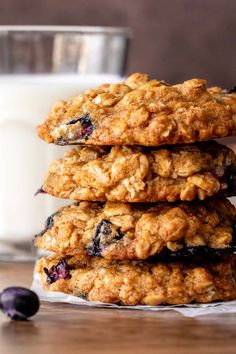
[0,0,235,87]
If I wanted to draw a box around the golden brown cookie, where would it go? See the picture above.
[34,198,236,260]
[36,254,236,305]
[39,141,236,202]
[37,73,236,146]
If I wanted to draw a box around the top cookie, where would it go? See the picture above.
[37,73,236,146]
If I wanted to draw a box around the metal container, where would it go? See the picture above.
[0,26,132,75]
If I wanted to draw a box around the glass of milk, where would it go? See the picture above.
[0,26,131,260]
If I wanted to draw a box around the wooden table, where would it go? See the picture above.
[0,262,236,354]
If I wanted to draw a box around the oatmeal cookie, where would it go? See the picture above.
[39,141,236,202]
[37,73,236,146]
[36,254,236,305]
[34,198,236,260]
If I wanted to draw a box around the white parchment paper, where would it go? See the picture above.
[32,272,236,317]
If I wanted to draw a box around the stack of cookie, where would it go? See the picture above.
[35,73,236,305]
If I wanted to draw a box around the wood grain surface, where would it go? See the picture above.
[0,261,236,354]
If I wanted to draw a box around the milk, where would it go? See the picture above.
[0,74,120,243]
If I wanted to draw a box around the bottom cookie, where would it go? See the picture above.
[36,255,236,306]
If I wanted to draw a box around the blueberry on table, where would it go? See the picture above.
[0,287,40,321]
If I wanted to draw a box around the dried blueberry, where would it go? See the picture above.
[87,220,125,256]
[34,211,60,240]
[44,259,71,285]
[34,186,46,196]
[66,118,81,125]
[150,245,236,264]
[0,287,40,321]
[66,113,94,140]
[45,215,55,229]
[89,220,112,256]
[228,86,236,94]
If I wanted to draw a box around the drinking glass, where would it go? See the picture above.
[0,26,131,260]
